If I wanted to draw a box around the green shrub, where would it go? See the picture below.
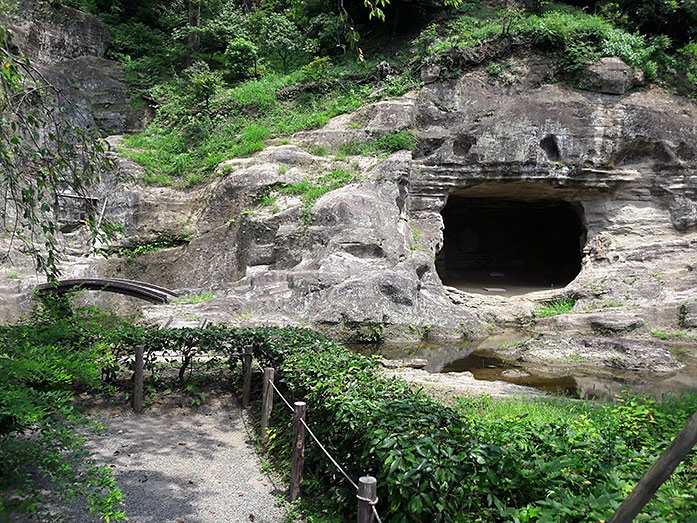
[6,315,697,522]
[256,330,697,522]
[302,56,332,84]
[0,310,126,520]
[224,37,258,79]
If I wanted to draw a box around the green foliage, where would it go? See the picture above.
[0,308,125,520]
[122,67,374,185]
[5,313,697,522]
[651,329,688,340]
[333,130,419,157]
[255,332,697,522]
[255,12,302,71]
[534,295,578,317]
[110,233,191,259]
[594,0,697,46]
[269,168,362,225]
[412,3,695,95]
[185,61,223,111]
[302,56,332,84]
[224,37,258,79]
[170,291,215,305]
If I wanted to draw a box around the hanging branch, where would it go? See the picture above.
[0,22,119,280]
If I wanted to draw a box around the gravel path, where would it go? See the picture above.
[58,397,288,523]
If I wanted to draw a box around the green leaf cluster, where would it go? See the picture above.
[0,308,126,520]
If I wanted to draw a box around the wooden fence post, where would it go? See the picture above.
[242,345,253,408]
[261,367,275,445]
[357,476,377,523]
[133,344,144,414]
[290,401,307,502]
[609,409,697,522]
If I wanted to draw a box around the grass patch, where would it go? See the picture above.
[121,61,388,185]
[535,295,578,317]
[651,329,688,340]
[332,130,419,157]
[414,2,696,94]
[262,168,362,225]
[170,292,215,305]
[108,234,192,259]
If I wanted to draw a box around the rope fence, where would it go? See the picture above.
[249,355,384,523]
[129,339,383,522]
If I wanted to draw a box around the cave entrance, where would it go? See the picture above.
[437,196,586,295]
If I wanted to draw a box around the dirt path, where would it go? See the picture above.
[56,396,288,523]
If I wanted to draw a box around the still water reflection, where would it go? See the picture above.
[350,331,697,401]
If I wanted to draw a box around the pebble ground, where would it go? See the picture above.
[52,395,289,523]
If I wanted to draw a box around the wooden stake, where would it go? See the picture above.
[357,476,377,523]
[133,345,144,414]
[261,367,275,445]
[609,409,697,522]
[290,401,306,502]
[242,345,253,408]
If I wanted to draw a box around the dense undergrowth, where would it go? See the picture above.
[3,306,697,521]
[77,0,696,188]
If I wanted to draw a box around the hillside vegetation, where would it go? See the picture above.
[60,0,697,187]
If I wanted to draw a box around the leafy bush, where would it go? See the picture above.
[6,315,697,522]
[0,309,125,520]
[413,3,694,94]
[302,56,333,84]
[184,61,223,111]
[224,37,259,79]
[123,68,374,185]
[257,331,697,522]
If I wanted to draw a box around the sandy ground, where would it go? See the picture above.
[31,392,289,523]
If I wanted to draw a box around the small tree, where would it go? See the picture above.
[224,37,258,78]
[184,61,223,112]
[256,12,301,71]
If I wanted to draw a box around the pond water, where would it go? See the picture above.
[350,331,697,401]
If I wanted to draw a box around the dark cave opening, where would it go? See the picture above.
[436,196,586,295]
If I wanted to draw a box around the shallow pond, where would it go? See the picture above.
[350,331,697,401]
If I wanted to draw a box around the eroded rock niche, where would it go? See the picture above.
[436,193,586,294]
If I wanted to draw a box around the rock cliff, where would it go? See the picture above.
[83,55,697,342]
[2,4,697,344]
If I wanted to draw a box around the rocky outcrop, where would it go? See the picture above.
[582,57,645,95]
[7,1,140,135]
[2,43,697,344]
[104,146,481,339]
[9,0,110,64]
[498,334,683,373]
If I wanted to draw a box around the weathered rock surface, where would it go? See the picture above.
[377,358,429,369]
[383,367,549,401]
[7,1,140,135]
[2,14,697,348]
[582,57,645,95]
[10,0,110,64]
[498,335,683,373]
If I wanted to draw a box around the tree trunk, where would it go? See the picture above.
[185,2,201,69]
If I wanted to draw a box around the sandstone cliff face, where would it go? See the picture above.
[7,0,139,135]
[91,56,697,340]
[2,3,696,341]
